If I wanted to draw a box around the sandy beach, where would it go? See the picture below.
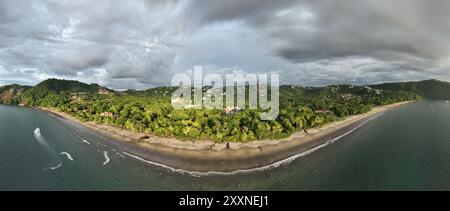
[39,101,413,173]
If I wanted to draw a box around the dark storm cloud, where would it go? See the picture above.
[184,0,300,27]
[181,0,450,83]
[269,0,450,62]
[2,0,450,89]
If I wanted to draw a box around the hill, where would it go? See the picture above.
[371,79,450,100]
[18,79,113,106]
[29,78,106,93]
[0,84,31,104]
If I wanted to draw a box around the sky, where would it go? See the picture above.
[1,0,450,89]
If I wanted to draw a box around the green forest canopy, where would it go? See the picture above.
[4,78,448,142]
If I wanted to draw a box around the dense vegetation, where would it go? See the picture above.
[371,79,450,100]
[0,79,419,142]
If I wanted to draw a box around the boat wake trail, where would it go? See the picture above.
[102,151,110,165]
[82,139,91,145]
[78,136,91,145]
[59,152,74,161]
[33,128,63,170]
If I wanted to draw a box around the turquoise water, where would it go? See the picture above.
[0,101,449,190]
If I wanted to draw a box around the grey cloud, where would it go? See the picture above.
[2,0,450,89]
[59,46,112,71]
[261,1,450,71]
[183,0,300,27]
[176,0,450,84]
[0,0,183,89]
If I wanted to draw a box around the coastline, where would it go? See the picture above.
[38,101,413,173]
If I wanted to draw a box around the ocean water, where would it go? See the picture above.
[0,101,449,190]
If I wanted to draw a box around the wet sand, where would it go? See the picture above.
[38,101,413,173]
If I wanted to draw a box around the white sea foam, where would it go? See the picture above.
[122,113,382,177]
[102,151,110,165]
[59,152,74,161]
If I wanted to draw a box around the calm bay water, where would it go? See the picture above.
[0,101,449,190]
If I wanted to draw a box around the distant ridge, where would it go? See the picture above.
[2,78,450,105]
[370,79,450,100]
[31,78,105,93]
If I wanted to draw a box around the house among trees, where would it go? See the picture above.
[364,86,382,95]
[100,112,113,117]
[98,87,110,95]
[340,93,354,101]
[315,110,332,114]
[70,92,87,103]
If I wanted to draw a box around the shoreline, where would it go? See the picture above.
[38,101,413,173]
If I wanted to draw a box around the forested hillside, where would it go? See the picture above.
[0,79,419,142]
[371,79,450,99]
